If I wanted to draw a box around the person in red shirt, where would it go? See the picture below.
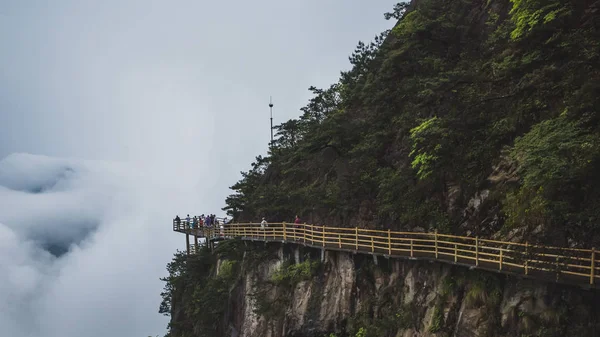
[294,215,301,240]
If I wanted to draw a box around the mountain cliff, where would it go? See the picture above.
[161,0,600,336]
[222,0,600,248]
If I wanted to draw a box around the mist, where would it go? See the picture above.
[0,0,398,335]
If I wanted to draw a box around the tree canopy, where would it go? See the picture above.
[223,0,600,248]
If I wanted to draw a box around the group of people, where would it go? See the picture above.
[174,214,229,229]
[174,214,304,231]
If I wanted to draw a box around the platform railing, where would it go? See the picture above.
[175,221,599,286]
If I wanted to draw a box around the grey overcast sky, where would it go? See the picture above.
[0,1,399,336]
[1,0,398,189]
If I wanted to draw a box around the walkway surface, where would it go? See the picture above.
[173,221,599,290]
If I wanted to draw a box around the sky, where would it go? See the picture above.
[0,1,399,336]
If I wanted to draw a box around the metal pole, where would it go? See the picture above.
[186,233,190,255]
[269,96,274,145]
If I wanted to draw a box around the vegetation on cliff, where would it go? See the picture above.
[159,240,250,337]
[222,0,600,248]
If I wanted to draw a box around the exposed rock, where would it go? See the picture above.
[221,244,600,337]
[487,152,520,187]
[445,182,462,213]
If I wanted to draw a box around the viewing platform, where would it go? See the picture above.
[172,219,599,290]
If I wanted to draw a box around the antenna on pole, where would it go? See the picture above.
[269,96,274,145]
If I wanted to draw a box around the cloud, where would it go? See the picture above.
[0,222,51,337]
[0,153,200,337]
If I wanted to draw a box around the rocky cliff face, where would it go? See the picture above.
[163,241,599,337]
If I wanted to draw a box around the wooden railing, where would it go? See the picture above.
[173,221,599,287]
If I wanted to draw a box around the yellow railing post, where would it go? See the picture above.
[309,224,313,245]
[410,239,414,257]
[338,234,342,248]
[454,243,457,262]
[355,227,359,251]
[475,236,479,267]
[371,236,374,253]
[434,229,438,259]
[243,226,246,238]
[525,242,529,275]
[499,248,503,271]
[591,248,596,285]
[283,222,287,241]
[322,225,325,247]
[304,223,307,244]
[388,229,392,255]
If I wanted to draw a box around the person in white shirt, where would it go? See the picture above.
[260,217,267,230]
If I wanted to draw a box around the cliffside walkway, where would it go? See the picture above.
[173,221,599,290]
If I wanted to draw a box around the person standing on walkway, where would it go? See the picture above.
[186,214,191,228]
[261,217,267,230]
[294,215,301,240]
